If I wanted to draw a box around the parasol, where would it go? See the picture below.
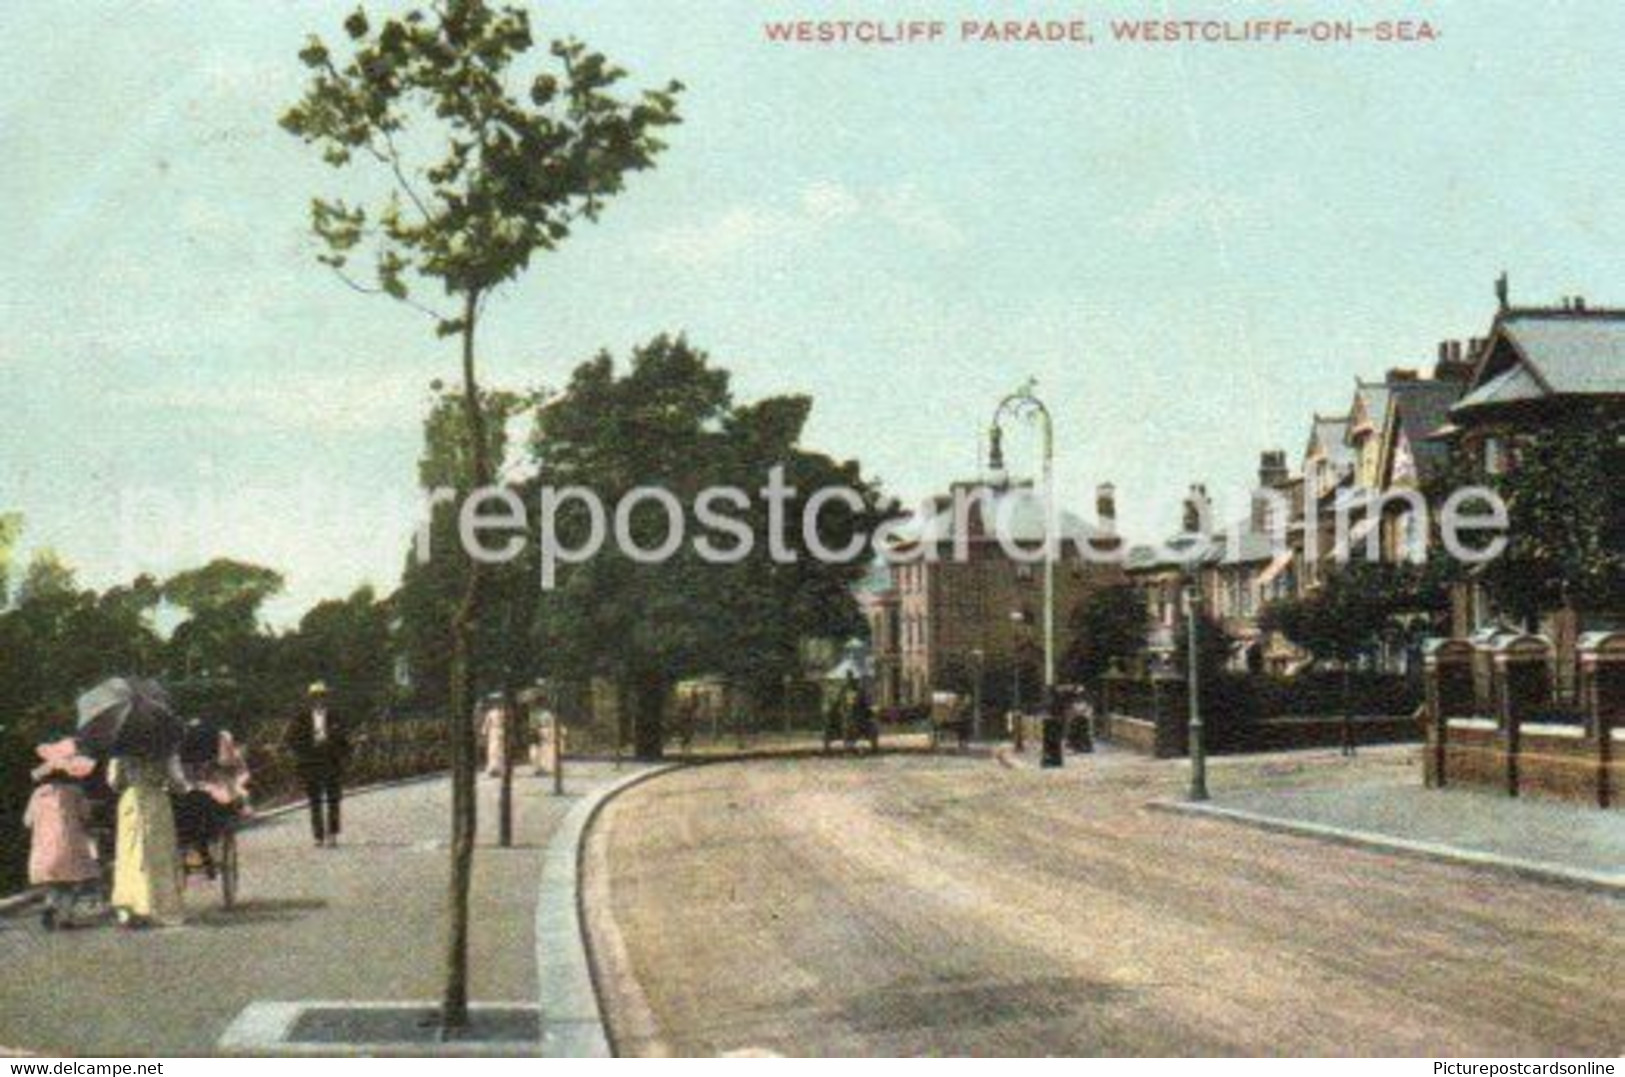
[74,677,183,759]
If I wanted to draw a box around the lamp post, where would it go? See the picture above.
[988,379,1057,702]
[1185,580,1209,802]
[1009,609,1026,750]
[970,646,985,742]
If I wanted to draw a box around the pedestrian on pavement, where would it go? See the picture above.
[24,738,100,931]
[852,683,879,753]
[284,681,350,848]
[530,701,559,776]
[107,751,186,929]
[480,695,511,778]
[822,690,847,753]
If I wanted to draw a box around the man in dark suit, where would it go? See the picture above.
[284,681,351,848]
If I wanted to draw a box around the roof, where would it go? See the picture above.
[1125,519,1281,572]
[1125,533,1211,573]
[1350,381,1392,438]
[887,480,1109,551]
[1388,379,1465,481]
[1454,363,1546,411]
[1455,311,1625,417]
[1502,315,1625,394]
[1308,414,1354,469]
[854,558,894,596]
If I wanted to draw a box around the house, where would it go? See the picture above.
[1429,286,1625,689]
[876,475,1124,708]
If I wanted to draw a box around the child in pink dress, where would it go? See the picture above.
[24,739,101,930]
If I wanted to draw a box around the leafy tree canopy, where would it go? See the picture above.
[530,335,883,757]
[281,0,682,321]
[1475,407,1624,622]
[1064,583,1147,683]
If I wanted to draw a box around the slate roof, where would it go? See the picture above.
[1389,379,1465,481]
[1502,315,1625,394]
[1455,312,1625,415]
[889,481,1108,549]
[1310,415,1354,469]
[1352,381,1392,436]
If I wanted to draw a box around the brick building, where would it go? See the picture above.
[869,476,1125,708]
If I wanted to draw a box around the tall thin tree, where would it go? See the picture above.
[282,0,681,1031]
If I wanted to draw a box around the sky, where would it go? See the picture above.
[4,0,1625,626]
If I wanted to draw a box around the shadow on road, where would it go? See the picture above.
[192,897,328,927]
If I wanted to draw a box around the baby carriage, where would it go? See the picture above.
[172,720,251,909]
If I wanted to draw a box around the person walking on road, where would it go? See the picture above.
[284,681,350,848]
[107,752,186,929]
[24,738,101,930]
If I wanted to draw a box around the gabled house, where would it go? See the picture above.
[1431,289,1625,680]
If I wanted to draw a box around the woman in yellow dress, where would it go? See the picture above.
[108,754,185,928]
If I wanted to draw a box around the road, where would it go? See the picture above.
[0,764,626,1056]
[584,748,1624,1056]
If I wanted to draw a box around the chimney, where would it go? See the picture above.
[1182,484,1210,535]
[1095,483,1117,527]
[1257,449,1289,489]
[1386,367,1419,383]
[1434,340,1475,384]
[1574,295,1587,312]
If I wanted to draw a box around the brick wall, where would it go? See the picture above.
[1426,720,1622,809]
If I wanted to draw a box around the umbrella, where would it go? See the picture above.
[75,677,183,759]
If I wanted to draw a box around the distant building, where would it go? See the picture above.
[868,475,1125,708]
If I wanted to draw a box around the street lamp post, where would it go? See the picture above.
[1185,580,1209,802]
[970,646,985,742]
[988,379,1057,702]
[990,379,1057,759]
[1009,609,1026,750]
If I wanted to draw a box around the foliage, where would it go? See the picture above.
[1063,583,1147,684]
[0,513,22,603]
[285,586,399,720]
[529,336,883,758]
[396,389,536,710]
[162,559,285,683]
[280,0,682,326]
[1259,560,1435,665]
[1475,407,1625,622]
[282,1,682,1026]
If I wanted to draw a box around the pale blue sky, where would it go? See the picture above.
[4,1,1624,624]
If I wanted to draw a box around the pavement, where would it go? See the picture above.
[0,761,636,1056]
[1161,759,1624,892]
[583,747,1625,1056]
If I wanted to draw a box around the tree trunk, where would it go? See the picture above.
[1341,664,1356,758]
[633,675,667,761]
[442,290,491,1034]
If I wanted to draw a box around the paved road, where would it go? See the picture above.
[584,748,1624,1056]
[0,764,626,1056]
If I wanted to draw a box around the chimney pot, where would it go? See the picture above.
[1095,482,1117,523]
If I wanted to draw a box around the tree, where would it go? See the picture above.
[1063,584,1147,685]
[397,387,537,712]
[286,586,399,722]
[163,560,285,681]
[1259,561,1413,754]
[0,513,21,605]
[0,555,162,736]
[530,337,882,759]
[1474,408,1624,624]
[281,1,682,1029]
